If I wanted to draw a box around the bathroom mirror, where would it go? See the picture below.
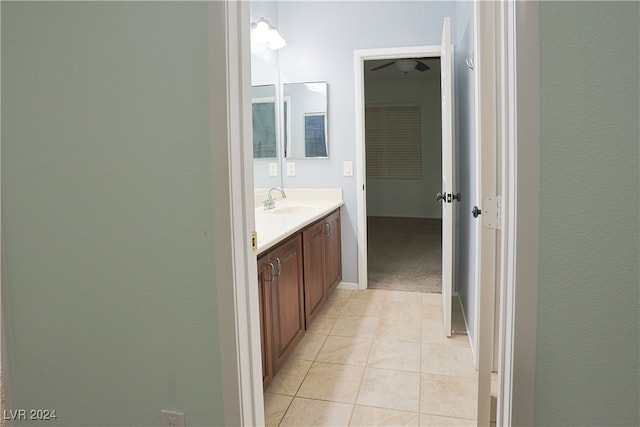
[283,82,328,159]
[252,84,277,159]
[251,52,282,190]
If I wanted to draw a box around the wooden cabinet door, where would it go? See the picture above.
[257,255,274,389]
[325,209,342,295]
[269,234,305,371]
[302,221,327,326]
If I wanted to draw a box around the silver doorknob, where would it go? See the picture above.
[436,193,444,202]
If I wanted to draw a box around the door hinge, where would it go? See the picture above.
[251,231,258,252]
[482,196,501,229]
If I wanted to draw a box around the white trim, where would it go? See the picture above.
[496,1,541,426]
[475,1,500,425]
[210,2,264,425]
[336,282,359,291]
[455,293,475,353]
[354,45,441,291]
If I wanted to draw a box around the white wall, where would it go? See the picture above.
[364,77,442,219]
[277,1,457,283]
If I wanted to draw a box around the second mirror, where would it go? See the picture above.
[283,82,328,159]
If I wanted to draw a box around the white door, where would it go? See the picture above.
[440,17,455,338]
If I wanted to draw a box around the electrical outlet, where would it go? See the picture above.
[161,410,185,427]
[286,161,296,177]
[268,162,278,177]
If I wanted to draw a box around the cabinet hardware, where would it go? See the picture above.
[325,223,331,235]
[267,262,276,281]
[252,231,258,252]
[275,257,282,276]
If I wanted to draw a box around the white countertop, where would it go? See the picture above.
[254,189,344,255]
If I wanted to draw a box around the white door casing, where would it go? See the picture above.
[354,44,441,293]
[440,16,455,338]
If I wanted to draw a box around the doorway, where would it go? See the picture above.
[363,57,443,295]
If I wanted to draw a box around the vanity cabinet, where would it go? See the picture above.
[257,208,341,388]
[324,209,342,294]
[258,234,305,374]
[302,209,342,325]
[257,256,274,389]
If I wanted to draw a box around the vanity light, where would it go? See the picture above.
[251,18,287,51]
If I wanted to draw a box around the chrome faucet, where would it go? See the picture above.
[264,187,287,210]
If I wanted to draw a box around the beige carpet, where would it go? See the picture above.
[367,216,442,293]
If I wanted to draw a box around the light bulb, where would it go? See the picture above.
[268,29,286,50]
[252,20,271,44]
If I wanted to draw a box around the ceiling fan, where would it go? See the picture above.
[370,58,430,73]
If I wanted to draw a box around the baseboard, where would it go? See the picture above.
[455,293,477,368]
[337,281,359,291]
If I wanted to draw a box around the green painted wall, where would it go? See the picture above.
[2,2,224,425]
[537,2,639,426]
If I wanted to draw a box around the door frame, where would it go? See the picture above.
[222,0,541,425]
[353,45,441,292]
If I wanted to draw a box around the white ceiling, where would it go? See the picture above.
[364,57,440,81]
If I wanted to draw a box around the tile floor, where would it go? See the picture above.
[263,288,479,426]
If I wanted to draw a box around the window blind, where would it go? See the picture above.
[365,106,422,179]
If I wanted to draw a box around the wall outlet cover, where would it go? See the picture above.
[286,161,296,176]
[268,162,278,177]
[161,410,185,427]
[343,160,353,177]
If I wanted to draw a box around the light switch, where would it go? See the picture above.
[343,161,353,177]
[287,161,296,177]
[268,162,278,177]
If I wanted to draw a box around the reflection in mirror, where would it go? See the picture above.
[283,82,328,159]
[252,85,277,159]
[251,51,281,191]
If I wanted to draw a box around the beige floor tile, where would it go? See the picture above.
[357,368,421,412]
[381,301,423,322]
[280,397,353,427]
[342,298,384,317]
[422,319,469,347]
[264,392,293,427]
[379,289,424,303]
[266,359,312,396]
[422,293,443,306]
[290,332,327,361]
[350,405,419,426]
[316,336,372,366]
[328,288,354,302]
[419,413,476,426]
[307,311,339,335]
[420,373,478,420]
[349,289,386,302]
[320,298,348,317]
[331,315,380,339]
[422,344,476,377]
[375,317,421,343]
[297,362,365,403]
[422,304,444,322]
[367,339,421,372]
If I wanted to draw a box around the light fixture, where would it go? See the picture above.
[251,18,286,51]
[396,59,416,73]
